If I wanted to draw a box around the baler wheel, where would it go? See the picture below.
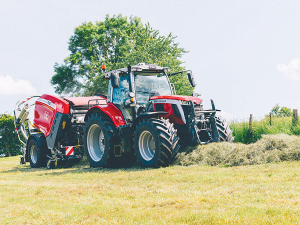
[27,138,48,168]
[20,156,26,165]
[133,118,180,167]
[84,113,115,167]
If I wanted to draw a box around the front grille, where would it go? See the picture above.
[194,104,203,117]
[182,104,203,119]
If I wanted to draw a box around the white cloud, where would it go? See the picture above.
[0,75,37,96]
[277,58,300,80]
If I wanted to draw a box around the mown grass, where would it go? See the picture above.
[1,155,300,224]
[230,116,300,144]
[176,134,300,167]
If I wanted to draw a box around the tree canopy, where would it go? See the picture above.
[270,104,292,117]
[51,14,194,96]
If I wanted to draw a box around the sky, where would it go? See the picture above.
[1,0,300,121]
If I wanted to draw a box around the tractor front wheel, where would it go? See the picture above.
[215,116,234,143]
[133,118,180,167]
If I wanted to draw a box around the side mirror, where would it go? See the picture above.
[187,71,196,87]
[111,72,120,88]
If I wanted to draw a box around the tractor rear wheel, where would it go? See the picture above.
[133,118,180,167]
[215,116,234,143]
[27,138,48,168]
[84,113,115,167]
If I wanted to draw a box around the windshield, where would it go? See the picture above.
[110,73,172,105]
[135,74,172,104]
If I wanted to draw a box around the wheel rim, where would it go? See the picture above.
[139,130,156,161]
[87,124,105,162]
[30,144,38,164]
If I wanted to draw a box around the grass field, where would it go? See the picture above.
[1,156,300,224]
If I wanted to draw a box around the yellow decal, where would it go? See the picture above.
[62,121,66,129]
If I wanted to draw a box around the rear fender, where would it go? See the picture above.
[84,103,126,127]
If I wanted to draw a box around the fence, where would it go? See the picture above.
[248,109,298,137]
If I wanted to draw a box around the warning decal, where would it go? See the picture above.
[65,146,74,156]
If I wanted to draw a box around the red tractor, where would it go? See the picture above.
[14,63,233,169]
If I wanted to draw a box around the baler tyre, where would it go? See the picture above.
[84,113,115,168]
[20,156,26,165]
[27,138,48,168]
[214,116,234,143]
[133,118,180,167]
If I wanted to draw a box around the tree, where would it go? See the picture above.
[270,104,292,117]
[0,114,22,157]
[51,14,194,96]
[279,106,292,117]
[270,104,280,116]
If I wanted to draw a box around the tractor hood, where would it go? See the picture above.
[150,95,203,105]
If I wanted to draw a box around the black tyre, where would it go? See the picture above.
[20,156,26,165]
[133,118,180,167]
[215,116,234,142]
[84,113,115,167]
[27,138,48,168]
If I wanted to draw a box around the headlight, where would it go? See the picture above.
[181,101,190,105]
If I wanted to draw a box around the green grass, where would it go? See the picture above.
[1,156,300,224]
[230,116,300,144]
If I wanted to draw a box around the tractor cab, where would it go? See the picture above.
[105,63,194,124]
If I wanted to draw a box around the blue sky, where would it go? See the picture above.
[1,0,300,120]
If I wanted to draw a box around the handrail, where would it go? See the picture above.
[88,99,107,109]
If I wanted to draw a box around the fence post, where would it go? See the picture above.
[249,114,253,137]
[269,113,272,126]
[293,109,298,125]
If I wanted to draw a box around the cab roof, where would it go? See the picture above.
[105,63,168,78]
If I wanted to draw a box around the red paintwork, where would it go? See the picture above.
[34,94,70,137]
[34,102,55,137]
[41,94,69,114]
[63,96,106,106]
[88,102,126,127]
[153,103,185,125]
[150,95,203,105]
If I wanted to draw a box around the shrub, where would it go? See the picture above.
[0,113,22,157]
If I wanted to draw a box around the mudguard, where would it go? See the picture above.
[84,102,126,127]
